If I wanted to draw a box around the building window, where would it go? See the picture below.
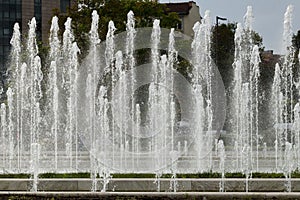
[4,11,9,18]
[10,10,15,18]
[3,28,9,36]
[34,0,42,40]
[0,57,3,76]
[16,11,21,19]
[177,22,182,30]
[3,45,10,56]
[61,0,70,13]
[34,0,42,16]
[177,17,184,31]
[0,0,21,88]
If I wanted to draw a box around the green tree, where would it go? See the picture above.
[292,30,300,69]
[292,30,300,93]
[55,0,180,59]
[211,23,264,89]
[211,23,265,132]
[292,30,300,50]
[211,23,235,89]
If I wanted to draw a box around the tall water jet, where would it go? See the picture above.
[250,45,260,170]
[294,102,300,169]
[88,10,101,190]
[272,64,283,171]
[9,23,21,170]
[147,19,176,172]
[170,101,176,178]
[63,17,74,56]
[68,42,80,170]
[126,12,136,165]
[168,29,178,175]
[191,21,205,171]
[86,73,96,191]
[134,104,141,169]
[96,93,110,192]
[114,50,125,169]
[62,17,79,170]
[284,142,293,192]
[27,18,38,66]
[246,7,259,171]
[28,55,42,189]
[217,140,225,192]
[48,61,59,170]
[7,88,14,171]
[26,18,39,159]
[282,5,295,144]
[280,5,296,191]
[158,55,169,168]
[191,10,213,171]
[168,28,177,98]
[270,5,296,173]
[105,20,116,167]
[245,7,255,169]
[49,16,61,61]
[62,17,74,115]
[202,11,213,170]
[244,6,254,47]
[30,142,40,192]
[31,56,43,145]
[232,23,243,170]
[240,83,251,180]
[149,19,161,171]
[0,104,7,170]
[18,19,43,177]
[19,63,27,169]
[97,85,109,163]
[295,51,300,169]
[232,6,258,172]
[48,16,61,170]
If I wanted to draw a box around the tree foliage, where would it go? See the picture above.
[292,30,300,68]
[54,0,180,58]
[211,23,264,89]
[293,30,300,50]
[292,30,300,88]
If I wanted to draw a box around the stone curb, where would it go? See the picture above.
[0,178,298,192]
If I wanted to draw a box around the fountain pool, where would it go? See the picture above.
[0,4,300,193]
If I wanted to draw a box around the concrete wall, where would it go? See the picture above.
[42,0,60,43]
[183,2,201,37]
[22,0,74,44]
[22,0,34,36]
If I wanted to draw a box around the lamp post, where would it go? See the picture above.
[216,16,227,27]
[215,16,227,67]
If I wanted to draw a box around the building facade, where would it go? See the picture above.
[164,1,201,37]
[0,0,73,84]
[0,0,22,79]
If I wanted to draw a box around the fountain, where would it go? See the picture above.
[0,3,300,195]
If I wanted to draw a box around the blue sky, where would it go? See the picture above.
[160,0,300,54]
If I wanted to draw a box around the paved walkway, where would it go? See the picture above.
[1,191,300,200]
